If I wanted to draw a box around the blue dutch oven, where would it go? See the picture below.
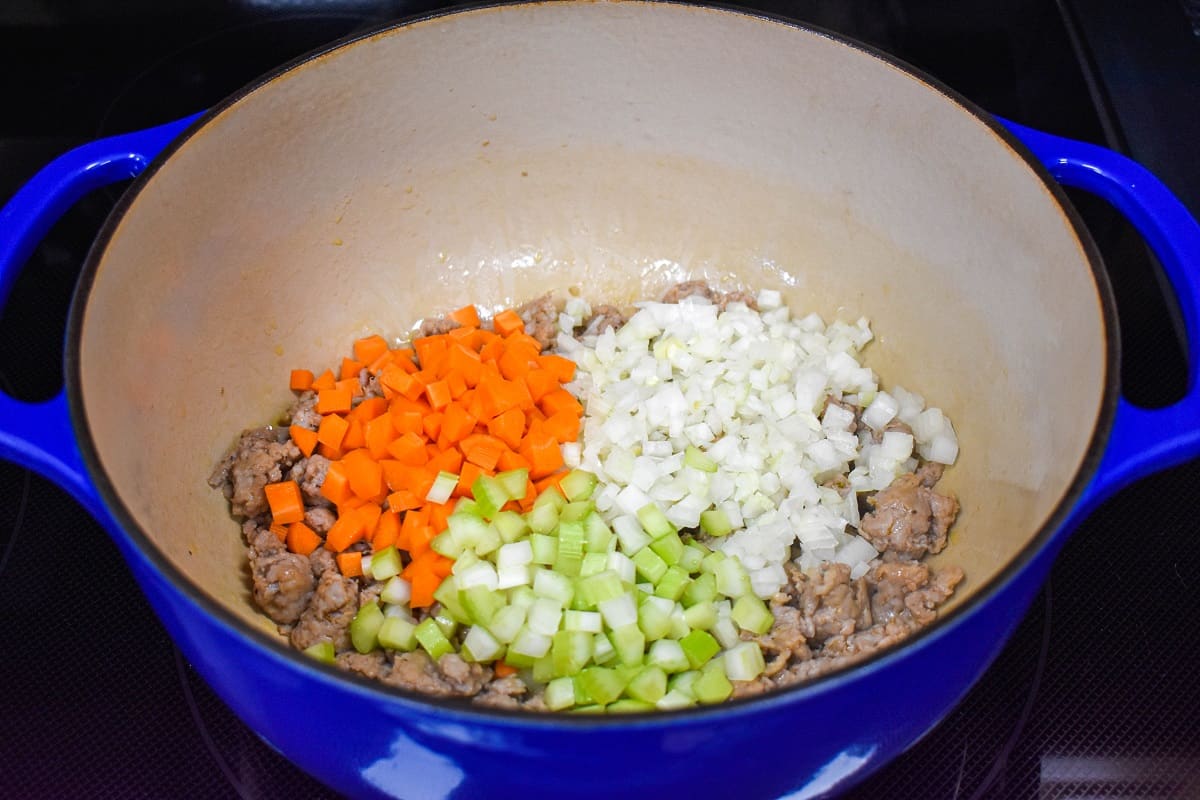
[1,3,1197,798]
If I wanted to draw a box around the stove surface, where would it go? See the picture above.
[1,2,1197,798]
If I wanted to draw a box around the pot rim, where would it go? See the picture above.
[64,0,1120,728]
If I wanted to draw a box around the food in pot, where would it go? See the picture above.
[210,281,963,711]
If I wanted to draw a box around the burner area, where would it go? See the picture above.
[0,3,1197,798]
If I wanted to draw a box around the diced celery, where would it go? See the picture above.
[350,603,385,654]
[508,585,537,609]
[580,552,609,577]
[532,653,557,683]
[683,444,718,472]
[632,547,669,584]
[545,676,577,711]
[369,545,402,581]
[430,530,462,558]
[712,616,741,649]
[460,585,503,626]
[554,520,587,577]
[462,626,503,662]
[489,604,527,644]
[564,610,603,633]
[583,512,614,553]
[577,570,625,608]
[607,699,654,713]
[732,594,774,635]
[607,551,636,585]
[683,601,717,631]
[578,666,629,706]
[456,560,498,591]
[668,669,701,698]
[559,469,599,502]
[655,689,696,710]
[527,597,565,637]
[592,632,616,665]
[433,611,458,638]
[678,544,706,574]
[533,485,566,512]
[414,617,454,660]
[380,576,412,606]
[700,550,727,573]
[510,626,552,659]
[454,497,481,517]
[693,660,733,704]
[668,605,691,640]
[625,665,668,704]
[559,501,593,523]
[471,474,509,519]
[448,512,491,550]
[527,502,560,535]
[472,524,502,557]
[649,533,684,566]
[496,540,534,570]
[637,596,673,641]
[530,533,558,565]
[714,556,753,598]
[679,629,721,669]
[432,575,467,622]
[303,641,336,663]
[647,639,690,673]
[682,572,718,606]
[492,510,529,543]
[552,630,592,677]
[533,568,575,607]
[699,508,734,537]
[723,641,767,681]
[637,503,676,539]
[495,468,530,500]
[570,705,607,714]
[610,623,646,666]
[426,470,459,504]
[612,515,652,554]
[598,593,638,629]
[503,650,536,669]
[451,550,480,575]
[653,566,691,602]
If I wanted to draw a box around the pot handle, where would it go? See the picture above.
[1001,119,1200,508]
[0,114,200,516]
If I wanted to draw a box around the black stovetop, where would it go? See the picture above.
[1,2,1198,798]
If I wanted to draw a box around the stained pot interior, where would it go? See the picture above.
[79,2,1104,640]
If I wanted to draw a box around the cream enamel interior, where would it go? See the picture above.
[79,2,1105,637]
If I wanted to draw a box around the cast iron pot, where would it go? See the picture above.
[1,3,1198,798]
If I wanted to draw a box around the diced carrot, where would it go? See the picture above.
[492,309,524,337]
[289,424,319,457]
[264,480,305,524]
[422,411,444,441]
[325,509,367,552]
[269,521,289,542]
[317,387,353,415]
[341,418,366,451]
[479,337,505,363]
[445,370,468,400]
[366,349,395,376]
[455,462,491,497]
[498,342,540,381]
[286,522,322,556]
[316,442,344,461]
[427,447,463,476]
[387,432,429,466]
[537,354,576,382]
[438,403,476,444]
[462,434,505,471]
[523,367,559,403]
[337,551,363,577]
[506,332,545,354]
[450,305,482,327]
[289,369,314,392]
[357,502,383,536]
[363,413,395,460]
[496,448,531,472]
[521,432,564,479]
[446,344,482,387]
[426,500,456,533]
[409,568,438,608]
[390,406,425,436]
[320,461,353,505]
[353,334,390,365]
[540,388,584,417]
[387,489,423,513]
[486,406,526,450]
[311,369,337,390]
[392,348,419,373]
[335,377,364,398]
[349,396,388,423]
[413,336,448,370]
[372,511,401,550]
[424,379,452,411]
[518,477,538,511]
[340,357,364,381]
[534,470,569,494]
[543,409,581,444]
[493,662,519,678]
[343,449,385,500]
[380,363,418,397]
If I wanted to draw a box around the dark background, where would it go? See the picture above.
[0,1,1197,798]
